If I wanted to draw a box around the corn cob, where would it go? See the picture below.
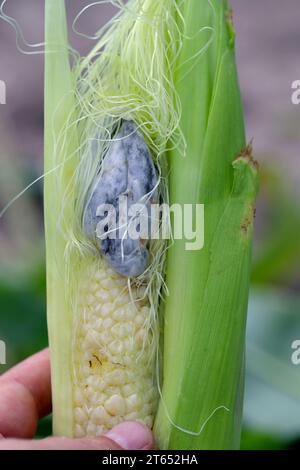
[73,259,156,437]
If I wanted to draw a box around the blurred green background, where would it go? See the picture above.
[0,0,300,448]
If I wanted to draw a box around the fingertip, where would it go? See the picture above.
[105,421,154,450]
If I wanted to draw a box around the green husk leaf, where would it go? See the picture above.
[44,0,78,436]
[154,0,259,450]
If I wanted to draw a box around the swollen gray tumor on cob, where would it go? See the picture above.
[83,121,158,278]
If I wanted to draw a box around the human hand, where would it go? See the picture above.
[0,349,154,450]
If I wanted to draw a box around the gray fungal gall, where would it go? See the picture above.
[83,121,158,277]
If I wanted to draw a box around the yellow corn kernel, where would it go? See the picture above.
[73,260,157,436]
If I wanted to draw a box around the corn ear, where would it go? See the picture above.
[44,0,258,449]
[154,0,259,449]
[44,0,169,437]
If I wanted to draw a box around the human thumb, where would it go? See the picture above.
[0,422,154,450]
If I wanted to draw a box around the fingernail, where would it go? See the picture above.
[105,421,153,450]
